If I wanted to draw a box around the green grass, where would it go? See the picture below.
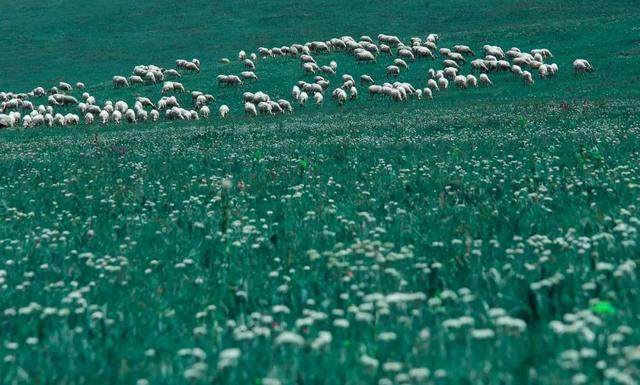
[2,0,640,384]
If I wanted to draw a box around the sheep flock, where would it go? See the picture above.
[0,33,594,130]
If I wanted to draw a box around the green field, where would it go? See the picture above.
[2,0,640,384]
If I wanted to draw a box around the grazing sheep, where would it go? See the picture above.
[522,71,534,85]
[252,91,270,104]
[394,58,409,69]
[453,45,475,56]
[466,74,478,88]
[194,105,209,119]
[164,69,181,78]
[438,77,449,90]
[443,59,460,69]
[150,109,159,122]
[368,85,382,97]
[573,59,593,73]
[292,86,301,100]
[64,113,80,125]
[76,82,85,90]
[314,92,324,106]
[84,113,94,125]
[538,64,550,78]
[413,46,435,59]
[427,78,439,91]
[125,109,136,123]
[423,88,433,99]
[302,62,319,75]
[356,50,376,63]
[378,34,402,46]
[257,101,273,115]
[349,86,358,100]
[298,92,308,106]
[454,75,468,89]
[332,88,347,105]
[32,87,46,97]
[321,65,336,75]
[300,54,316,64]
[129,75,144,85]
[59,82,72,92]
[241,71,258,81]
[471,59,488,72]
[479,73,492,86]
[360,75,374,85]
[244,59,255,70]
[483,45,505,59]
[145,71,158,83]
[113,76,129,89]
[511,65,523,77]
[136,97,155,108]
[98,110,109,124]
[275,99,291,113]
[444,67,458,79]
[244,102,257,117]
[115,101,128,113]
[398,49,415,61]
[386,65,400,78]
[218,105,229,118]
[447,52,466,63]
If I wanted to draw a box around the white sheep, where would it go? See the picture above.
[298,92,308,106]
[241,71,258,81]
[277,99,292,113]
[394,58,408,69]
[112,76,129,89]
[479,73,492,86]
[314,92,324,106]
[438,77,449,90]
[150,109,159,122]
[115,101,128,113]
[59,82,72,92]
[98,110,109,124]
[511,65,523,77]
[219,105,229,118]
[427,79,439,91]
[332,88,347,105]
[84,113,94,125]
[522,71,534,85]
[291,86,301,100]
[386,65,400,78]
[348,86,357,100]
[453,45,475,56]
[125,109,136,123]
[573,59,593,73]
[244,59,255,70]
[129,75,144,85]
[64,113,79,125]
[244,102,257,116]
[186,61,200,72]
[360,75,374,85]
[466,74,478,88]
[257,101,272,115]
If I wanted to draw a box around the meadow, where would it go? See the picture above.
[1,0,640,384]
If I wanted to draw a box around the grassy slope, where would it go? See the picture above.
[2,1,640,384]
[2,0,639,98]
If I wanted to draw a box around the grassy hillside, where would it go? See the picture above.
[2,1,640,385]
